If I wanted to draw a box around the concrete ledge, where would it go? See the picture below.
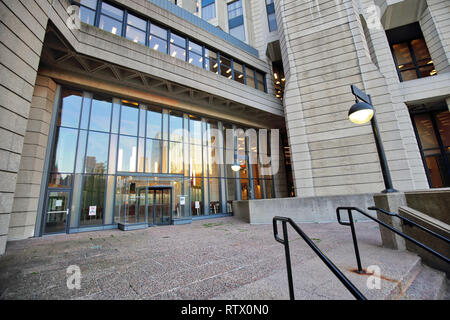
[398,206,450,276]
[232,194,375,224]
[405,188,450,225]
[118,223,148,231]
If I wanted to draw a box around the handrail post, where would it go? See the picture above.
[282,221,295,300]
[347,209,363,273]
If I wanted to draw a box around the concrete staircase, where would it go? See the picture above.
[215,233,449,300]
[397,264,448,300]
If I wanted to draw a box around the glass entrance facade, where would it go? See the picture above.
[41,86,275,234]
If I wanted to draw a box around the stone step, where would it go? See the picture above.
[396,264,447,300]
[214,236,426,300]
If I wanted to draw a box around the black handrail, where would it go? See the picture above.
[336,207,450,274]
[368,206,450,244]
[273,216,367,300]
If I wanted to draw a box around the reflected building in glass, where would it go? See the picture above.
[44,87,275,233]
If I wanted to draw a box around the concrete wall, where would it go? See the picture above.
[275,0,434,198]
[233,193,375,224]
[9,76,56,240]
[404,188,450,225]
[0,0,50,254]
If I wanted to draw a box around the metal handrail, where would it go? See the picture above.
[368,206,450,244]
[273,216,367,300]
[336,207,450,274]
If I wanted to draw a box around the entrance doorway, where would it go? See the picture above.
[43,189,71,234]
[137,187,171,226]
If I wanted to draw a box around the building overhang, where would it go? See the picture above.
[40,24,284,129]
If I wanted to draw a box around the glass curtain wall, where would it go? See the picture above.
[46,86,275,232]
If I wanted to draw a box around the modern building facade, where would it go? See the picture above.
[0,0,449,254]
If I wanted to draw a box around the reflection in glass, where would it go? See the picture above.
[118,135,137,172]
[85,131,109,174]
[48,173,73,188]
[146,139,161,173]
[170,111,183,142]
[90,96,112,132]
[59,89,82,128]
[170,141,183,174]
[120,102,139,136]
[147,107,162,139]
[52,127,78,173]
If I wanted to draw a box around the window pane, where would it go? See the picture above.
[145,139,161,173]
[80,0,97,10]
[59,89,82,128]
[169,111,183,142]
[120,102,139,136]
[99,15,122,35]
[209,178,220,214]
[268,12,277,31]
[126,26,146,45]
[150,23,167,39]
[190,116,202,145]
[189,52,203,68]
[392,43,413,66]
[118,135,137,172]
[149,35,167,53]
[205,50,218,72]
[90,96,112,132]
[190,144,202,176]
[436,111,450,147]
[147,107,162,139]
[230,24,245,42]
[169,141,183,174]
[400,69,418,81]
[411,38,431,62]
[127,13,146,31]
[170,33,185,47]
[49,173,73,188]
[101,2,123,21]
[80,175,105,226]
[189,41,202,55]
[52,127,78,173]
[202,2,216,20]
[85,131,109,174]
[256,72,265,91]
[170,44,186,61]
[79,6,96,25]
[233,62,244,84]
[220,56,232,78]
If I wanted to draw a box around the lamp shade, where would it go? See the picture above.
[231,162,241,172]
[348,101,374,124]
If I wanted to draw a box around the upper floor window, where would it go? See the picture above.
[126,13,147,45]
[74,0,265,92]
[78,0,97,25]
[266,0,277,32]
[386,22,436,82]
[202,0,216,21]
[99,2,124,35]
[227,0,245,42]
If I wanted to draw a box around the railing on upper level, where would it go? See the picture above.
[273,216,367,300]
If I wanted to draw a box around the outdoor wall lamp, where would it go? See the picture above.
[349,85,398,193]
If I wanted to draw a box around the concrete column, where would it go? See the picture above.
[8,76,57,241]
[424,0,450,74]
[0,0,50,254]
[373,192,407,250]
